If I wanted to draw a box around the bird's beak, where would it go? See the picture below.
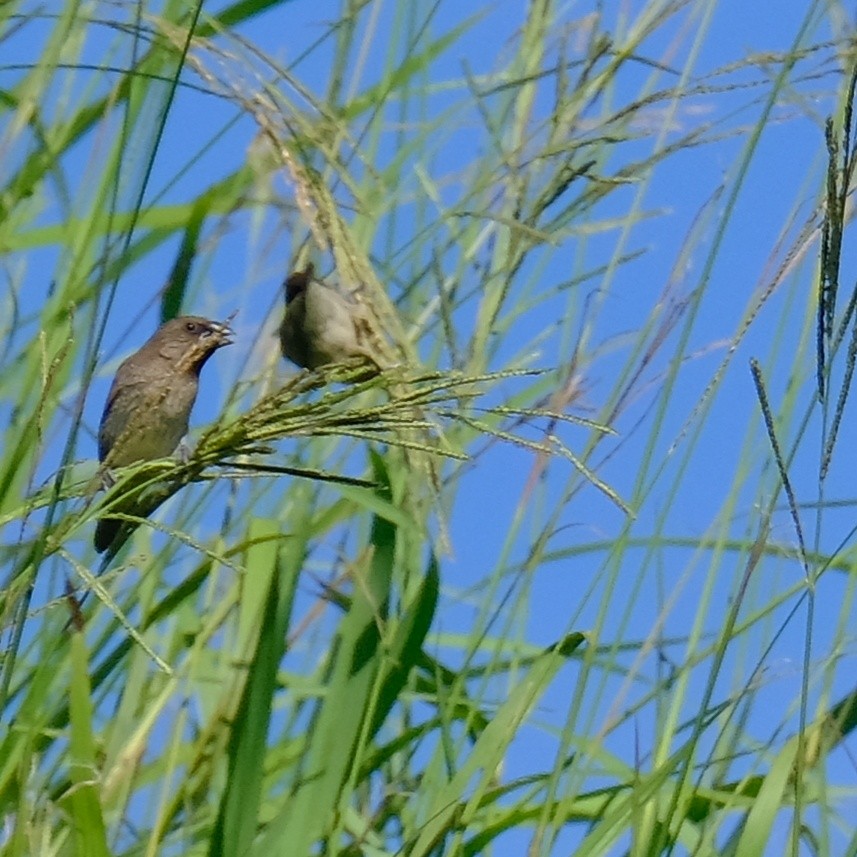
[206,319,235,347]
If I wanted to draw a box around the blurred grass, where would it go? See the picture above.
[1,1,856,856]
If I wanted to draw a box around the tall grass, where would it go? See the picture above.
[0,1,855,855]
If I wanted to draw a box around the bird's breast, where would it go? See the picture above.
[100,374,198,466]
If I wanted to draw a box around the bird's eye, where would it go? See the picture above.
[185,321,198,333]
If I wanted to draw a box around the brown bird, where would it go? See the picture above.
[94,315,233,553]
[279,264,377,370]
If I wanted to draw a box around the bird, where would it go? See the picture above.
[94,315,233,553]
[278,264,378,370]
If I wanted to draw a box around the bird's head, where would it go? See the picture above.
[284,264,315,304]
[154,316,234,373]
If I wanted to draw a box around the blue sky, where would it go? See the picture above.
[3,1,856,853]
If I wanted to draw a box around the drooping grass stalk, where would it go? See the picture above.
[1,2,855,856]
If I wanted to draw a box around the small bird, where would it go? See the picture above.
[279,264,377,370]
[94,315,233,553]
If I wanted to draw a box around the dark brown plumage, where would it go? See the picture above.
[94,315,233,553]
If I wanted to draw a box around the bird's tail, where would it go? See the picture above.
[94,516,120,554]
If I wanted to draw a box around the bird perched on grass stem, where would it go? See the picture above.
[94,316,233,553]
[279,264,380,370]
[278,262,449,548]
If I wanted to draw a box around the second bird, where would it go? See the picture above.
[279,264,376,370]
[94,315,233,553]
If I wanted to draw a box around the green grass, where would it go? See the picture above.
[0,1,856,855]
